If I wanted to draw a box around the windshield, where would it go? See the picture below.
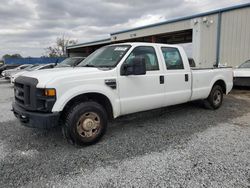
[78,45,131,68]
[25,65,40,71]
[17,64,29,70]
[239,60,250,68]
[56,57,84,67]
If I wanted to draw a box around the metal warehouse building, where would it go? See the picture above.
[66,3,250,68]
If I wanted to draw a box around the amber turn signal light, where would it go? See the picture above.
[44,89,56,96]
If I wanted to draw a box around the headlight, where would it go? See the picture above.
[44,88,56,97]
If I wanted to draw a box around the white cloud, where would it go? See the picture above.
[0,0,248,58]
[128,14,166,28]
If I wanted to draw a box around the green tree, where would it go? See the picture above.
[2,54,22,59]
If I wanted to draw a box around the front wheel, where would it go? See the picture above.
[204,85,223,109]
[62,101,107,146]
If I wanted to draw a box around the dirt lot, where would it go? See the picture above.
[0,78,250,188]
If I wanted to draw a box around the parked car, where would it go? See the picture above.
[234,60,250,87]
[12,42,233,146]
[2,64,31,79]
[0,64,21,76]
[10,64,55,84]
[55,57,85,68]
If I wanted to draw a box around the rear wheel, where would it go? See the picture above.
[204,85,223,109]
[62,101,107,146]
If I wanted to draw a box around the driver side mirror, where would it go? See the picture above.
[121,56,146,76]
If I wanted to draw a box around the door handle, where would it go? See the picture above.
[185,74,189,82]
[159,75,164,84]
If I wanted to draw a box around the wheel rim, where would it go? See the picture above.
[213,90,222,106]
[76,112,101,139]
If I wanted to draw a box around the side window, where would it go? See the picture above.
[161,47,184,70]
[124,46,159,71]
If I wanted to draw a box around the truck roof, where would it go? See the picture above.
[108,42,181,48]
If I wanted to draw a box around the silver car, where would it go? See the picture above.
[2,64,31,79]
[234,60,250,87]
[11,64,55,84]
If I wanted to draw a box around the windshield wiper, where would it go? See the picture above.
[96,65,115,68]
[82,64,96,67]
[57,65,71,67]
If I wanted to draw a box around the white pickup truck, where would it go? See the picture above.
[12,43,233,146]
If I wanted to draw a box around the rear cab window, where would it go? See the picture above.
[161,47,184,70]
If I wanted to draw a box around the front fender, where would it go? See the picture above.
[51,84,120,118]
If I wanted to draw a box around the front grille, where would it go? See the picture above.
[14,76,38,111]
[14,82,25,105]
[14,76,56,112]
[15,97,24,105]
[14,82,24,89]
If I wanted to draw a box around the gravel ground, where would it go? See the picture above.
[0,78,249,188]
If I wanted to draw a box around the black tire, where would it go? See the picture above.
[62,101,107,146]
[204,85,223,110]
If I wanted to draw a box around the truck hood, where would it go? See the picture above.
[21,67,109,87]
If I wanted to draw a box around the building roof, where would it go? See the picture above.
[67,38,111,50]
[67,2,250,50]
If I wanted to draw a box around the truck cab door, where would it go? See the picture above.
[159,46,192,106]
[117,46,165,115]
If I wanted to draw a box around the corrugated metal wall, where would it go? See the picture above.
[200,14,218,68]
[220,7,250,67]
[192,14,218,68]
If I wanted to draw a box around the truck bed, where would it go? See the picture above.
[190,67,233,101]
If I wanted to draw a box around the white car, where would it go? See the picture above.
[10,64,55,84]
[2,64,31,78]
[12,42,233,146]
[234,60,250,87]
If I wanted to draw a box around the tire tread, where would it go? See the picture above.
[61,101,107,146]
